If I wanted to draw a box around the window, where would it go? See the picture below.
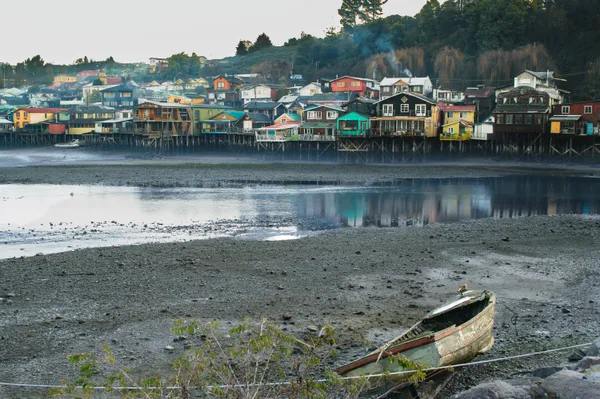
[217,82,225,89]
[505,114,514,124]
[326,111,338,120]
[514,114,523,124]
[460,112,467,118]
[447,112,454,118]
[337,81,346,88]
[448,127,455,134]
[341,120,358,130]
[524,114,533,124]
[534,115,543,125]
[383,86,391,93]
[307,111,322,120]
[562,106,570,114]
[400,104,409,113]
[382,104,394,117]
[415,104,426,117]
[585,105,593,114]
[496,114,505,124]
[351,81,361,87]
[123,92,131,97]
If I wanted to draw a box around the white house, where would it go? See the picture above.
[299,83,322,97]
[433,88,465,104]
[495,70,566,105]
[473,115,494,140]
[380,77,433,100]
[240,85,276,104]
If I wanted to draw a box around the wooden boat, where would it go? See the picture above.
[336,290,496,386]
[55,139,82,148]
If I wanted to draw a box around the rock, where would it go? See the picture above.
[307,325,319,333]
[277,285,285,291]
[36,252,44,256]
[55,315,64,319]
[502,237,510,242]
[173,336,187,343]
[164,345,175,351]
[587,337,600,357]
[453,380,530,399]
[540,370,600,398]
[569,349,587,362]
[531,366,565,379]
[561,308,571,314]
[6,293,16,298]
[573,357,600,372]
[281,314,292,321]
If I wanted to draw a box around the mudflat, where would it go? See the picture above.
[1,214,599,398]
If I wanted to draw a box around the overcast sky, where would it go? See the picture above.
[2,0,427,65]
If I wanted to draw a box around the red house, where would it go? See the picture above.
[330,76,379,99]
[550,101,600,135]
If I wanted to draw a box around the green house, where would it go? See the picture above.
[336,112,370,136]
[191,104,231,135]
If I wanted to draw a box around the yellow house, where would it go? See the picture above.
[13,108,69,130]
[440,105,476,141]
[53,75,77,84]
[98,71,108,85]
[168,95,206,105]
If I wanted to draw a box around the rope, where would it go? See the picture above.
[0,342,591,391]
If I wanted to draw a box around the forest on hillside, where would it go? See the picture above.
[224,0,600,100]
[2,0,599,100]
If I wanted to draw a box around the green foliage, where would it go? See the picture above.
[235,40,252,56]
[52,319,374,399]
[249,33,274,53]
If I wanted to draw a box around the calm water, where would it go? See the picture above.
[1,176,599,258]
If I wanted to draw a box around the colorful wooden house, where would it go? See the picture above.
[13,108,70,130]
[191,104,231,133]
[330,76,379,99]
[371,92,439,137]
[336,112,370,136]
[380,77,433,99]
[255,113,302,142]
[440,105,476,141]
[213,75,244,91]
[134,101,194,137]
[68,105,116,135]
[550,101,600,135]
[201,111,246,134]
[299,104,345,140]
[242,113,272,132]
[493,87,550,135]
[243,101,286,122]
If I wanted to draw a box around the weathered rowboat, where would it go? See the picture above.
[336,290,496,384]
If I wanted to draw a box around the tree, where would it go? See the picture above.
[360,0,388,23]
[92,78,104,86]
[253,60,292,82]
[338,0,363,30]
[236,40,252,56]
[249,33,273,53]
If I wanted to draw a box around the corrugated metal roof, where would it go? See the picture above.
[549,115,581,121]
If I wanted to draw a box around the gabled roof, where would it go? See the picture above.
[521,70,555,80]
[276,113,302,122]
[304,104,345,112]
[309,92,358,103]
[137,100,190,108]
[209,111,246,121]
[465,86,495,98]
[336,112,370,121]
[101,84,134,93]
[17,107,69,113]
[375,91,436,105]
[244,101,278,110]
[332,76,378,84]
[440,105,476,112]
[380,77,431,87]
[245,113,272,122]
[215,75,244,84]
[278,95,299,103]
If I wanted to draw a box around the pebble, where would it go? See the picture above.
[164,345,175,351]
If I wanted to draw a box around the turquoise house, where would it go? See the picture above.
[336,112,370,136]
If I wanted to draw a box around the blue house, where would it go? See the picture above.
[101,83,137,109]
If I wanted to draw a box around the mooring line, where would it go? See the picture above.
[0,342,592,390]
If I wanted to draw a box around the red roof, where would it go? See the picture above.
[107,77,123,85]
[19,108,69,113]
[440,105,476,112]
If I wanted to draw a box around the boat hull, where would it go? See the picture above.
[337,291,496,382]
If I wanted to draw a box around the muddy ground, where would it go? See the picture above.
[1,212,599,398]
[1,159,599,187]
